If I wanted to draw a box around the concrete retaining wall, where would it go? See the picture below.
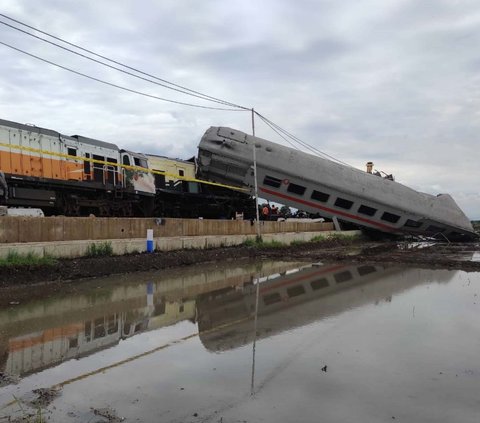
[0,230,360,259]
[0,216,334,243]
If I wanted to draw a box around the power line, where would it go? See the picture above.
[0,19,249,109]
[0,13,247,110]
[255,111,353,167]
[0,41,246,111]
[0,12,350,166]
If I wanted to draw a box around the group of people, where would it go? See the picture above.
[260,203,279,221]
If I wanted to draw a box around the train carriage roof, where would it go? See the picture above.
[71,135,119,151]
[0,118,61,138]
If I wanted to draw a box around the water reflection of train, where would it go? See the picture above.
[196,264,457,352]
[0,261,296,379]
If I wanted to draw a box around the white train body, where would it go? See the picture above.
[198,127,476,240]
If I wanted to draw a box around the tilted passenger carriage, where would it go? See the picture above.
[198,127,476,241]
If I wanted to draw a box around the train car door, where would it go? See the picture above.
[121,151,155,194]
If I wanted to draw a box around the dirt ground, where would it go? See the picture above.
[1,238,479,288]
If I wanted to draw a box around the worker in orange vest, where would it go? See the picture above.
[261,204,270,220]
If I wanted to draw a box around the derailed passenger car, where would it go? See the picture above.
[198,127,476,240]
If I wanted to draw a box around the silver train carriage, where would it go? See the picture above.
[197,127,476,241]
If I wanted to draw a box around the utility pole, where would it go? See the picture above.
[251,108,261,240]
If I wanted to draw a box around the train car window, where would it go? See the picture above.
[263,175,282,188]
[84,153,91,174]
[358,265,376,276]
[93,154,104,182]
[287,285,306,297]
[287,183,306,196]
[404,219,422,228]
[311,278,329,290]
[334,271,352,283]
[67,147,77,157]
[263,292,281,306]
[179,169,184,177]
[154,302,166,315]
[358,205,377,216]
[123,155,130,166]
[381,212,400,223]
[426,225,445,233]
[154,170,166,188]
[334,198,353,210]
[84,321,92,341]
[311,190,330,202]
[134,158,141,166]
[107,157,118,164]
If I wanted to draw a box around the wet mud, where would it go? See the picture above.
[1,239,479,286]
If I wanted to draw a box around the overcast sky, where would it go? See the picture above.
[1,0,479,218]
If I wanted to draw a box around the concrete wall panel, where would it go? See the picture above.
[0,216,334,244]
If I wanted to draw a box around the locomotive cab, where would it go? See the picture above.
[120,150,155,195]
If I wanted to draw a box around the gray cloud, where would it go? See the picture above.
[0,0,479,218]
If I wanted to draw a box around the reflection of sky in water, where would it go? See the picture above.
[0,264,479,423]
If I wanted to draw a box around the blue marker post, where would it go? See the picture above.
[146,229,154,253]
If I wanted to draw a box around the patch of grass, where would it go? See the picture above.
[86,241,113,257]
[310,234,327,243]
[242,238,286,249]
[12,394,46,422]
[242,238,258,247]
[310,233,361,244]
[0,251,56,267]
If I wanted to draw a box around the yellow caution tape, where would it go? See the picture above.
[0,141,248,192]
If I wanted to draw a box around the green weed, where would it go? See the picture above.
[0,251,56,267]
[86,241,113,257]
[242,238,286,249]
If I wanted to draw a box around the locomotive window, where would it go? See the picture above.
[358,205,377,216]
[107,157,117,165]
[381,212,400,223]
[311,278,329,290]
[154,170,166,188]
[311,190,330,202]
[287,183,306,196]
[263,292,281,306]
[67,147,77,156]
[404,219,422,228]
[263,175,282,188]
[134,157,141,166]
[123,156,130,166]
[287,285,306,297]
[179,169,184,177]
[334,198,353,210]
[358,265,376,276]
[334,271,352,283]
[84,153,91,174]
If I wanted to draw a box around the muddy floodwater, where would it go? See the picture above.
[0,259,479,422]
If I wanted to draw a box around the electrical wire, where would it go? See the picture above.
[0,13,247,110]
[0,12,351,166]
[255,111,353,167]
[0,20,249,109]
[0,41,246,111]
